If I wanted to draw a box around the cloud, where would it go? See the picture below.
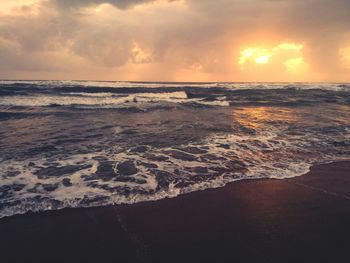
[0,0,350,81]
[52,0,166,10]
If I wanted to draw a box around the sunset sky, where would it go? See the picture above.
[1,0,350,82]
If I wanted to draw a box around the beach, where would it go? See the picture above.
[1,161,349,263]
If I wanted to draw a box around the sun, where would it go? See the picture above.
[239,47,272,65]
[255,54,271,64]
[238,42,309,75]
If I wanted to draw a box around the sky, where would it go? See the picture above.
[0,0,350,82]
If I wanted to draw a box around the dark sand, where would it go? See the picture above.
[1,161,349,263]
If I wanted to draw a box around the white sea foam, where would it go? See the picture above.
[0,91,234,109]
[192,99,230,107]
[0,92,189,107]
[63,92,116,97]
[1,124,349,219]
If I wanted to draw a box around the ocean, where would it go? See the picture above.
[0,81,349,218]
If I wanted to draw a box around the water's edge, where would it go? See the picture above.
[3,159,350,220]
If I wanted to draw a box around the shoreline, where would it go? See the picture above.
[1,161,350,262]
[0,160,313,220]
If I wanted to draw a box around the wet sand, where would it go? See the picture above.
[0,161,349,263]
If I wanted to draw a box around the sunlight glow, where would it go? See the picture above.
[255,54,271,64]
[91,4,110,13]
[339,46,350,69]
[239,42,308,74]
[239,48,272,65]
[233,107,295,130]
[274,43,303,51]
[132,43,152,64]
[284,57,309,74]
[0,0,39,14]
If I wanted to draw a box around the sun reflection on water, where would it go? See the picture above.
[232,107,296,130]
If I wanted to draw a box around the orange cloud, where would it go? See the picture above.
[0,0,350,82]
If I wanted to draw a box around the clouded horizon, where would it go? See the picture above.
[1,0,350,82]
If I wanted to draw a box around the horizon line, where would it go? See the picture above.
[1,79,349,84]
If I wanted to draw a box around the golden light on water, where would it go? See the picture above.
[233,107,296,130]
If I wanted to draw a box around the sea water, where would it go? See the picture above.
[0,81,349,218]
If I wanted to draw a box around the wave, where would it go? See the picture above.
[1,119,349,218]
[0,91,234,109]
[1,81,350,218]
[0,92,189,107]
[1,80,349,91]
